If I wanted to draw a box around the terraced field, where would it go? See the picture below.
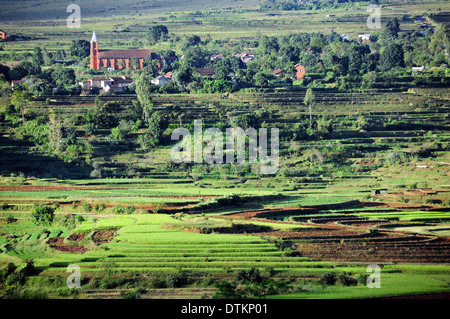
[1,85,449,299]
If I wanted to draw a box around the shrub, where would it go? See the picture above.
[6,214,17,224]
[124,206,136,215]
[114,205,125,214]
[147,277,166,289]
[82,203,91,213]
[358,274,369,285]
[236,267,262,284]
[31,205,55,226]
[94,203,106,212]
[152,202,165,214]
[265,267,276,277]
[121,287,146,299]
[21,259,37,277]
[283,248,297,257]
[166,272,184,288]
[338,273,358,286]
[320,272,337,285]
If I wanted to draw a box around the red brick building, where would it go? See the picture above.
[90,31,157,70]
[0,30,7,40]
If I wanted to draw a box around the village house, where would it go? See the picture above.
[341,34,349,42]
[164,72,173,80]
[0,30,7,40]
[273,68,284,78]
[358,34,371,43]
[11,77,30,88]
[294,64,306,80]
[196,68,215,77]
[90,31,159,70]
[160,56,178,68]
[210,53,224,61]
[151,75,171,86]
[411,65,425,73]
[78,75,133,92]
[239,52,255,63]
[233,52,255,63]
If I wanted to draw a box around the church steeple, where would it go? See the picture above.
[90,31,99,69]
[91,31,98,43]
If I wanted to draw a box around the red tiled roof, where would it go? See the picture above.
[196,68,214,76]
[273,68,284,75]
[110,76,133,84]
[98,49,152,59]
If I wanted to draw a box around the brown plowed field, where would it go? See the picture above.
[46,237,88,252]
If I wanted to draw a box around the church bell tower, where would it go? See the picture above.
[90,31,99,70]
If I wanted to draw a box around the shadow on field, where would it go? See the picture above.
[0,134,92,179]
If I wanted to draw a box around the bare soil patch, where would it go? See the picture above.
[67,233,87,242]
[92,230,115,244]
[46,237,88,252]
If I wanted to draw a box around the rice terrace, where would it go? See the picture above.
[0,0,449,306]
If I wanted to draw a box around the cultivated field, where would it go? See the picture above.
[0,0,449,301]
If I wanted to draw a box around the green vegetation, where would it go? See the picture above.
[0,0,449,301]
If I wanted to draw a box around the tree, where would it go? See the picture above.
[147,111,166,144]
[0,63,10,82]
[362,71,378,89]
[429,24,450,64]
[42,47,53,66]
[50,64,75,86]
[182,35,202,51]
[32,47,44,67]
[254,71,269,87]
[384,18,400,41]
[31,205,55,226]
[135,73,154,123]
[10,61,41,80]
[172,62,194,87]
[304,88,315,129]
[213,61,232,81]
[70,40,90,58]
[258,36,279,55]
[183,46,209,68]
[310,36,325,53]
[10,90,31,123]
[380,43,405,71]
[47,110,63,152]
[147,25,169,44]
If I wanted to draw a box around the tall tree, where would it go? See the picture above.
[429,24,450,64]
[70,40,90,58]
[32,47,44,67]
[304,88,315,129]
[147,111,166,144]
[47,110,63,152]
[380,42,405,71]
[135,73,154,124]
[147,25,169,44]
[172,62,194,87]
[10,91,31,124]
[384,18,400,41]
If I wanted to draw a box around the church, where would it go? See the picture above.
[89,31,159,70]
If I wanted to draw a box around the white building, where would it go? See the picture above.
[151,75,171,86]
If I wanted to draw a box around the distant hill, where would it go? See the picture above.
[0,0,260,22]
